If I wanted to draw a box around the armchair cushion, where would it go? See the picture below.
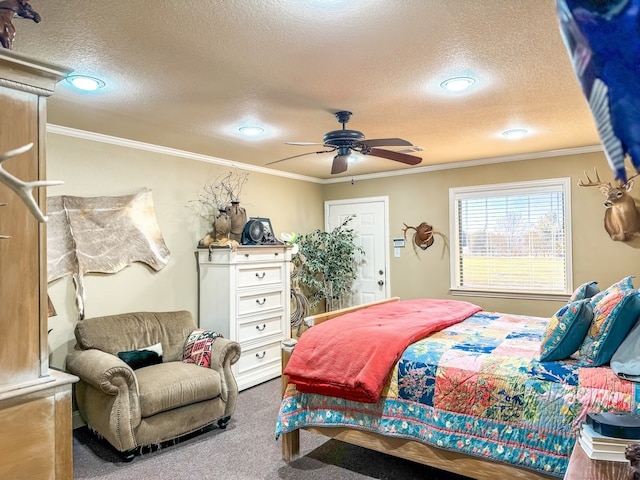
[136,362,222,417]
[74,311,194,361]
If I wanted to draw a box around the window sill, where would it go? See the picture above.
[449,289,570,302]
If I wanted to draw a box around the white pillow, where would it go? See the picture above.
[140,342,163,356]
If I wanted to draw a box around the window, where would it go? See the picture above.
[449,178,572,299]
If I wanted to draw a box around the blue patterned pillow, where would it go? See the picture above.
[569,281,599,303]
[589,276,635,307]
[540,299,593,361]
[579,289,640,367]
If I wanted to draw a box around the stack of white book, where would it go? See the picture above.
[578,423,636,462]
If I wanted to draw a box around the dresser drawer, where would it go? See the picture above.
[238,314,284,343]
[237,290,284,316]
[234,249,287,263]
[237,341,282,375]
[237,264,284,289]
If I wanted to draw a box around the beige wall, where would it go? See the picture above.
[46,133,324,368]
[323,151,640,317]
[47,132,640,370]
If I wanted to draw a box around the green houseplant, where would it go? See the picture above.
[293,216,364,311]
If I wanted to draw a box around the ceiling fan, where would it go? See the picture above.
[267,111,423,174]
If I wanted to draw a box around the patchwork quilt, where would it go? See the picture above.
[276,312,640,478]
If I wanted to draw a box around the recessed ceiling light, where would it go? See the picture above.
[502,128,528,140]
[239,126,264,136]
[66,75,105,91]
[440,76,475,92]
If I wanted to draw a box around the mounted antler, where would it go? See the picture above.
[578,167,608,189]
[579,167,640,241]
[0,143,63,222]
[0,0,41,50]
[402,222,435,251]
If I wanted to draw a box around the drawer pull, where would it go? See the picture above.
[256,323,266,331]
[244,253,250,258]
[256,298,266,305]
[255,351,266,359]
[274,252,279,256]
[255,272,266,279]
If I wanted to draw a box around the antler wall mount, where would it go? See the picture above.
[0,143,63,225]
[402,222,435,251]
[0,0,41,50]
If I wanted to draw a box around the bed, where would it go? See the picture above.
[275,297,640,480]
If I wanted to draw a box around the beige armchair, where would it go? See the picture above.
[66,310,240,461]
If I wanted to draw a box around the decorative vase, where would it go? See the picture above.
[213,209,231,241]
[226,201,247,242]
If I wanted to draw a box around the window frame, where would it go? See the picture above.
[448,177,573,301]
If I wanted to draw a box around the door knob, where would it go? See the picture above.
[378,280,384,286]
[379,270,384,275]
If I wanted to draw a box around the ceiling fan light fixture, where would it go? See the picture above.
[502,128,528,140]
[239,126,265,136]
[66,75,105,91]
[440,76,475,92]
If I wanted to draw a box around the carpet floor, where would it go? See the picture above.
[73,377,473,480]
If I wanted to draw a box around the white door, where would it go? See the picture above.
[325,197,389,307]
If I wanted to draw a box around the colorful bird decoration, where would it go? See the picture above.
[556,0,640,184]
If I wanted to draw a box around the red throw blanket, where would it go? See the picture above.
[284,298,482,403]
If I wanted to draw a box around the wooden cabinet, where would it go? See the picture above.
[0,50,77,479]
[197,245,291,390]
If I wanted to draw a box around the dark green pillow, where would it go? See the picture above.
[117,348,162,370]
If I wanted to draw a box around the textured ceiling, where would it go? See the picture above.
[11,0,600,180]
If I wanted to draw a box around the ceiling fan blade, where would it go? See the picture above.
[367,148,422,165]
[360,138,413,148]
[266,149,336,166]
[395,146,423,153]
[331,155,349,174]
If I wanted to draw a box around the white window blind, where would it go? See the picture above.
[449,178,572,298]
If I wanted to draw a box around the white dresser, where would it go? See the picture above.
[197,245,292,390]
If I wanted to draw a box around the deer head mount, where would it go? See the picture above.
[579,167,640,242]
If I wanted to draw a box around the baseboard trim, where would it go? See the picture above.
[72,410,86,430]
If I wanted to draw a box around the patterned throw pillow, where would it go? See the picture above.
[578,289,640,367]
[589,276,635,307]
[569,281,599,303]
[183,329,222,368]
[540,299,593,361]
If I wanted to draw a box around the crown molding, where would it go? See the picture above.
[323,145,604,184]
[46,124,322,184]
[47,124,603,185]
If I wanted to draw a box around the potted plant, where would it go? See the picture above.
[293,216,364,312]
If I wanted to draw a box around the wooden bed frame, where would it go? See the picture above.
[279,297,557,480]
